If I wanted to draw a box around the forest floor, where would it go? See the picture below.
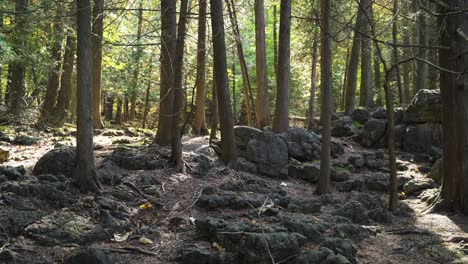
[0,125,467,264]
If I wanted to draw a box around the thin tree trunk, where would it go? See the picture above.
[272,0,291,133]
[53,36,76,127]
[92,0,104,128]
[344,4,363,115]
[193,0,208,134]
[307,36,318,130]
[130,4,143,120]
[154,0,177,145]
[171,0,189,172]
[318,0,332,195]
[75,0,102,193]
[225,0,255,127]
[255,0,270,129]
[359,0,373,107]
[210,0,236,166]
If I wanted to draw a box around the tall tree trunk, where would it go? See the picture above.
[415,10,428,94]
[255,0,270,129]
[92,0,104,128]
[9,0,27,117]
[318,0,332,195]
[41,6,64,118]
[193,0,208,134]
[307,36,319,130]
[272,0,291,133]
[53,36,76,127]
[359,0,373,107]
[171,0,189,172]
[130,4,143,121]
[210,0,236,166]
[437,0,468,214]
[75,0,102,193]
[392,0,403,105]
[344,4,363,115]
[115,97,123,124]
[225,0,255,127]
[154,0,177,145]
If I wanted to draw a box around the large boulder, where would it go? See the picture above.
[246,132,288,178]
[282,128,321,161]
[404,89,441,123]
[357,119,387,148]
[401,124,442,154]
[33,147,76,178]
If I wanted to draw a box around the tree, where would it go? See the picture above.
[272,0,291,133]
[317,0,332,195]
[92,0,105,128]
[171,0,190,172]
[154,0,176,146]
[255,0,270,129]
[193,0,208,135]
[75,0,102,193]
[210,0,236,165]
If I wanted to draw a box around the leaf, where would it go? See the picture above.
[139,236,154,245]
[139,202,153,210]
[111,232,131,243]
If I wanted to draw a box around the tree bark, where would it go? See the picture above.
[255,0,270,129]
[193,0,208,134]
[359,0,373,107]
[210,0,236,165]
[318,0,332,195]
[130,4,143,121]
[171,0,189,172]
[307,36,318,130]
[272,0,291,133]
[344,4,363,116]
[75,0,102,193]
[92,0,104,128]
[154,0,177,146]
[53,36,76,127]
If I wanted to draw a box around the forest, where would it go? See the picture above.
[0,0,467,263]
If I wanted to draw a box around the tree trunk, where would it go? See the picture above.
[307,36,318,130]
[359,0,373,107]
[92,0,104,128]
[225,0,255,127]
[115,97,123,124]
[75,0,102,193]
[41,5,64,118]
[272,0,291,133]
[9,0,27,117]
[318,0,332,195]
[392,0,403,105]
[53,36,76,127]
[130,4,143,121]
[210,0,236,166]
[437,0,468,214]
[154,0,177,146]
[171,0,189,172]
[255,0,270,129]
[344,4,363,115]
[193,0,208,134]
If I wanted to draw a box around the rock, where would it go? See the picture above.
[351,108,370,125]
[403,178,435,195]
[335,201,370,225]
[67,248,116,264]
[358,119,387,148]
[371,108,387,119]
[25,212,105,245]
[283,128,321,161]
[365,173,388,192]
[33,147,76,178]
[246,132,288,178]
[288,162,320,182]
[332,116,356,137]
[428,158,443,184]
[402,124,442,154]
[0,147,10,163]
[404,89,441,123]
[111,147,164,170]
[13,134,40,145]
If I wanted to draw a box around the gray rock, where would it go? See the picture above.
[33,147,76,178]
[358,119,387,148]
[246,132,288,178]
[67,248,116,264]
[404,89,441,123]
